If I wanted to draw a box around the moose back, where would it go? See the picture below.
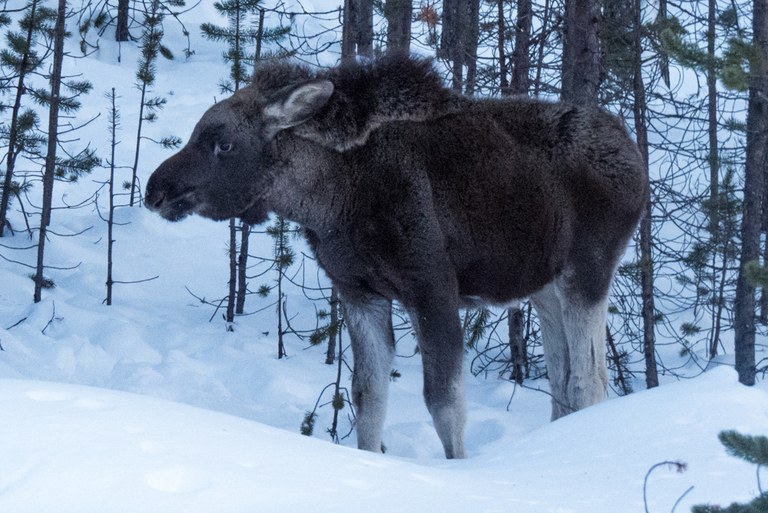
[145,56,647,459]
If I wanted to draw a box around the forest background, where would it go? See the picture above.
[1,0,768,511]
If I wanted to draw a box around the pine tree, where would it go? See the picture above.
[734,0,768,387]
[267,216,295,359]
[201,0,289,324]
[31,0,99,302]
[0,0,55,236]
[561,0,601,104]
[105,88,119,306]
[128,0,180,207]
[439,0,480,93]
[341,0,373,64]
[33,0,67,303]
[692,431,768,513]
[385,0,412,55]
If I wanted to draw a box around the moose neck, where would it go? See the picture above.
[267,133,349,233]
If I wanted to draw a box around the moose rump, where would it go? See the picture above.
[144,56,647,459]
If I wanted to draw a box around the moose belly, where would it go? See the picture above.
[455,258,557,306]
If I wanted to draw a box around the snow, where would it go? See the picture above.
[0,369,765,512]
[1,3,767,512]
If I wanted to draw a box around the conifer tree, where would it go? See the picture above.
[33,0,67,303]
[385,0,412,55]
[734,0,767,386]
[0,0,55,236]
[692,431,768,513]
[30,0,99,302]
[128,0,180,207]
[201,0,289,324]
[105,88,119,305]
[267,216,294,359]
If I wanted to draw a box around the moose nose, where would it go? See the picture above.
[144,180,166,211]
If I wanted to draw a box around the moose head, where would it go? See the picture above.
[144,79,334,225]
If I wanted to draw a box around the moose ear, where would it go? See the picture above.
[263,79,334,130]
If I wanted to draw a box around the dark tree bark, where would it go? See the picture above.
[385,0,412,55]
[706,0,723,358]
[508,302,527,384]
[325,287,340,365]
[106,88,118,306]
[341,0,373,63]
[632,0,658,389]
[235,223,250,314]
[561,0,601,104]
[226,217,237,323]
[34,0,66,303]
[733,0,768,387]
[464,0,479,95]
[505,0,533,382]
[440,0,479,93]
[440,0,463,90]
[497,0,509,95]
[510,0,532,95]
[532,0,551,95]
[116,0,130,42]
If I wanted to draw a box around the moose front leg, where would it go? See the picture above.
[344,296,395,453]
[409,298,467,459]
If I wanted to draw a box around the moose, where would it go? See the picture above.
[145,56,647,459]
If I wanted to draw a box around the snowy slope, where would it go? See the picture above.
[0,369,766,513]
[1,3,767,512]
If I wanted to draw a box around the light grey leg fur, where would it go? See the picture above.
[344,297,395,453]
[532,279,609,420]
[409,310,466,459]
[531,283,572,419]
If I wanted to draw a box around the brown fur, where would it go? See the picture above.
[145,56,647,459]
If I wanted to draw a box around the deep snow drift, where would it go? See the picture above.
[1,369,766,512]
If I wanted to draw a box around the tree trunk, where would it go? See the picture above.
[106,88,118,306]
[497,0,509,95]
[508,301,527,384]
[532,0,551,96]
[341,0,355,64]
[226,217,237,323]
[235,223,250,314]
[129,82,147,207]
[733,0,768,387]
[385,0,412,55]
[0,0,37,237]
[706,0,722,358]
[464,0,479,95]
[505,0,533,382]
[325,287,340,365]
[440,0,479,93]
[342,0,373,63]
[632,0,658,389]
[116,0,130,42]
[510,0,532,95]
[34,0,66,303]
[357,0,373,58]
[561,0,601,104]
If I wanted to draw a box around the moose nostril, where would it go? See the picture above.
[144,185,166,210]
[150,192,166,209]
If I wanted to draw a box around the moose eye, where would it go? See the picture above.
[215,142,233,154]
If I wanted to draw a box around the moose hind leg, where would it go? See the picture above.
[556,279,609,413]
[344,296,395,453]
[409,305,466,459]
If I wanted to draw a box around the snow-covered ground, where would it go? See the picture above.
[1,368,766,513]
[1,3,766,512]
